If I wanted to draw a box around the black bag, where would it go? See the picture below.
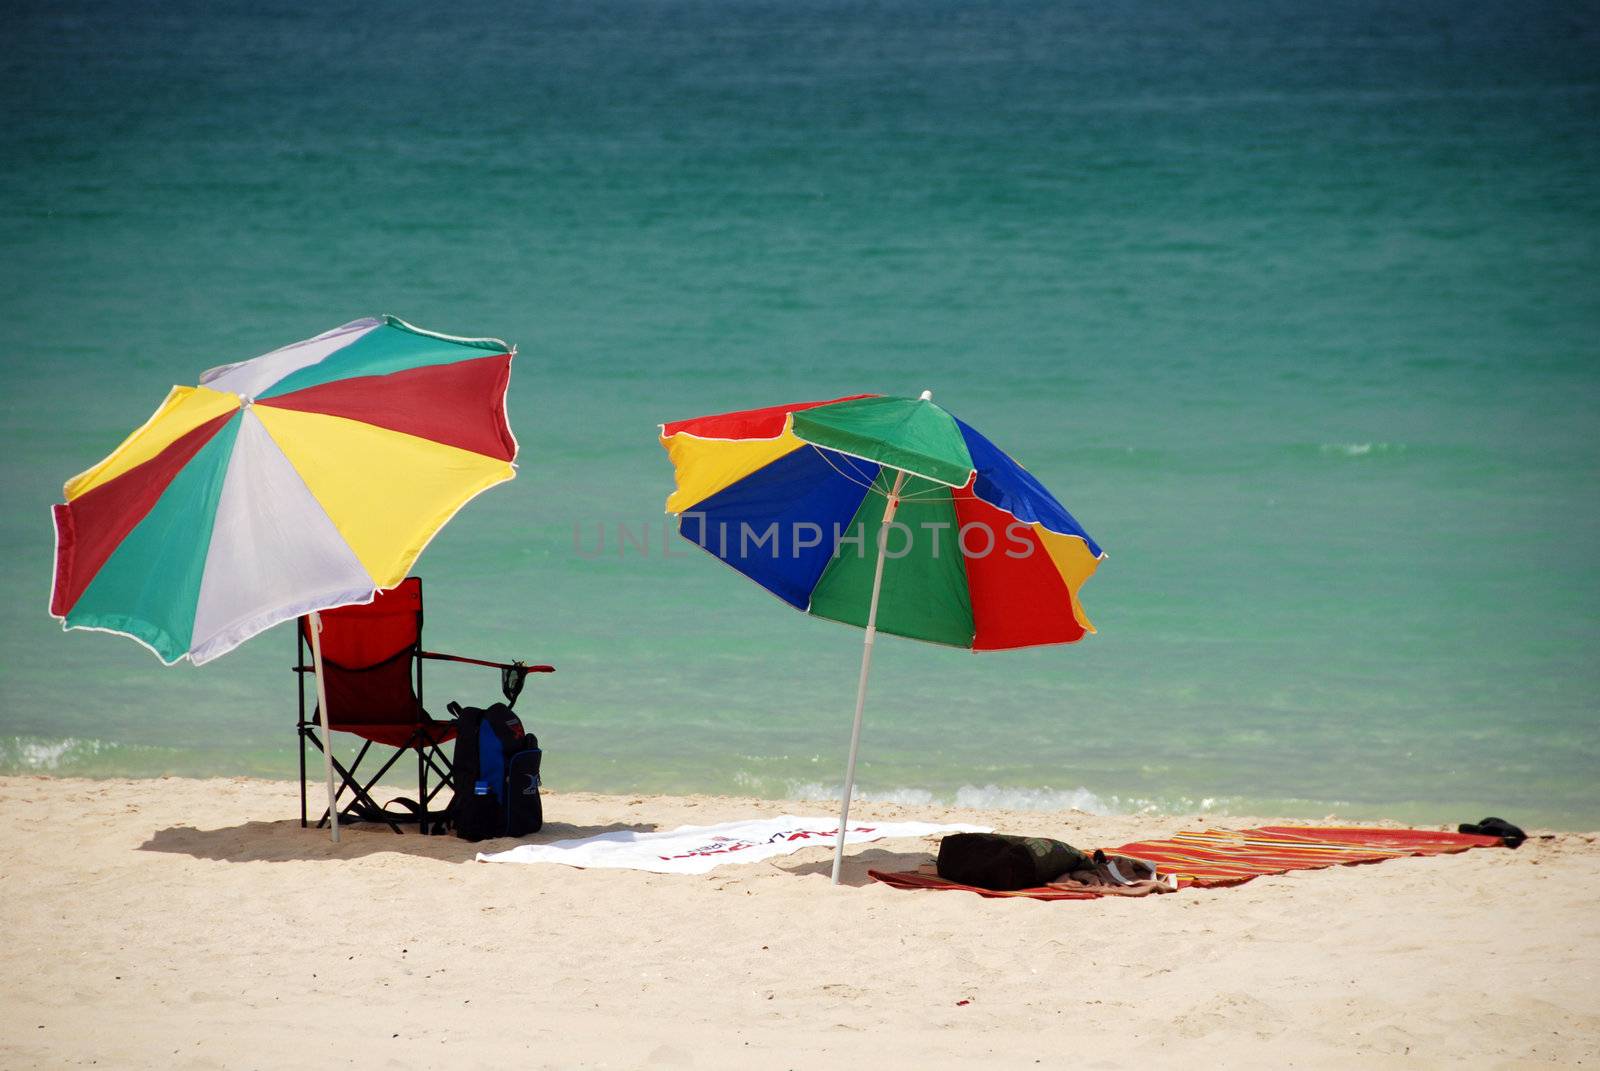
[937,833,1089,890]
[1458,816,1526,849]
[447,702,543,841]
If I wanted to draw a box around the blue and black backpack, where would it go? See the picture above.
[447,701,543,841]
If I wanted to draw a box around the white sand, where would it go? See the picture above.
[1,775,1596,1068]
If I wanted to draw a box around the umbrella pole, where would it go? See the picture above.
[309,611,341,844]
[832,468,907,885]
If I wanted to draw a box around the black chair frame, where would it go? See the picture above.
[294,628,459,835]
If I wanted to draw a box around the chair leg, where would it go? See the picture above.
[413,740,455,833]
[304,733,402,835]
[354,745,410,834]
[421,744,454,797]
[341,739,375,819]
[297,625,308,828]
[298,725,309,829]
[418,747,429,835]
[329,758,402,835]
[346,741,408,836]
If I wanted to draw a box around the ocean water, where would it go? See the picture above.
[2,1,1596,828]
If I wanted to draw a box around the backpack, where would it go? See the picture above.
[1458,816,1526,848]
[447,701,543,841]
[936,833,1090,890]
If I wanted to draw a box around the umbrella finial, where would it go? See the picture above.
[918,389,933,401]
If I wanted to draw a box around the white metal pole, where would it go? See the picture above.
[309,611,340,843]
[831,467,908,885]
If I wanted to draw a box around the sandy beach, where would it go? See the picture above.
[1,776,1595,1068]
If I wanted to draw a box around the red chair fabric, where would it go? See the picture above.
[307,578,422,670]
[298,579,456,748]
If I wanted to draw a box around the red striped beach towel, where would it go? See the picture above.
[868,826,1506,900]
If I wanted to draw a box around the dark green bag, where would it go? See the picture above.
[936,833,1089,890]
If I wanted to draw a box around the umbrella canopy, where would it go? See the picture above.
[50,316,518,666]
[660,391,1106,883]
[659,393,1105,650]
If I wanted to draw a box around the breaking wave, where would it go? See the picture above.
[0,736,121,773]
[782,781,1241,817]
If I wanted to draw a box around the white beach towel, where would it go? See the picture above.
[476,815,991,874]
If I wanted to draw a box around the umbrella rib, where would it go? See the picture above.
[809,445,883,494]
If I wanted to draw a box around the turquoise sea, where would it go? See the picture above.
[3,1,1596,828]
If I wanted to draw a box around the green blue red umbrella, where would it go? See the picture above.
[659,392,1105,650]
[659,391,1106,883]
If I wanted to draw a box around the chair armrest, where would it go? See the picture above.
[419,651,555,673]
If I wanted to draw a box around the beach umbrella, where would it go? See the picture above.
[659,392,1105,883]
[49,316,519,840]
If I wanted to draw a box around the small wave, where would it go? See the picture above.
[0,736,119,772]
[1319,442,1404,458]
[1109,793,1229,815]
[782,781,1246,817]
[954,784,1111,812]
[786,781,938,807]
[786,781,1116,814]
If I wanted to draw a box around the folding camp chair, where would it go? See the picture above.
[294,577,554,834]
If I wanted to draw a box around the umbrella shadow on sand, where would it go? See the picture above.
[774,848,932,888]
[138,818,659,864]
